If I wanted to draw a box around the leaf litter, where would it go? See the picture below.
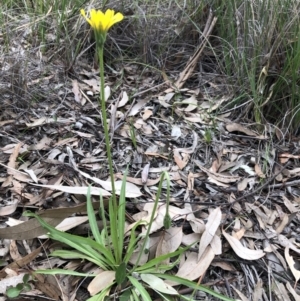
[0,5,300,301]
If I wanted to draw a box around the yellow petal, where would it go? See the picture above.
[113,12,124,23]
[81,8,124,33]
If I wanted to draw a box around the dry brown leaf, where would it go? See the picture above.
[188,218,205,234]
[34,274,62,300]
[282,196,298,213]
[194,160,240,184]
[178,95,198,112]
[88,270,115,296]
[128,98,149,116]
[183,113,206,123]
[285,246,300,284]
[156,227,183,263]
[286,281,300,301]
[253,279,263,301]
[198,207,221,259]
[226,123,265,138]
[82,78,100,93]
[142,109,153,120]
[222,230,265,260]
[25,117,75,128]
[182,233,201,246]
[38,216,89,238]
[115,173,161,186]
[72,79,84,104]
[273,281,291,301]
[29,136,52,151]
[210,234,222,255]
[276,213,289,234]
[174,131,198,169]
[277,235,300,254]
[254,164,265,178]
[0,201,18,216]
[173,150,190,170]
[0,202,106,240]
[279,153,300,159]
[211,261,235,271]
[141,162,150,184]
[30,184,111,197]
[140,204,191,234]
[118,91,129,107]
[92,179,142,198]
[7,143,21,174]
[129,237,149,266]
[9,241,22,261]
[231,286,250,301]
[0,246,42,278]
[237,178,249,191]
[175,246,214,281]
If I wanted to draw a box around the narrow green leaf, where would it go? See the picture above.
[24,212,115,266]
[118,167,128,261]
[128,276,152,301]
[99,193,110,248]
[131,288,140,301]
[124,221,145,263]
[87,185,102,245]
[162,172,171,229]
[152,274,236,301]
[34,269,95,277]
[116,262,127,285]
[86,287,111,301]
[119,288,131,301]
[131,171,171,271]
[50,250,108,268]
[135,245,192,272]
[109,198,120,263]
[141,274,178,295]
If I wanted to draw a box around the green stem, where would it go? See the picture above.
[98,45,117,209]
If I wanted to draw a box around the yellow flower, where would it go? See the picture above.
[81,8,124,34]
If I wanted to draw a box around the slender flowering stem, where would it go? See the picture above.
[98,46,117,209]
[81,8,123,256]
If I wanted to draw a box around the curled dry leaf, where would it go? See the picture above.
[286,281,300,301]
[226,123,265,139]
[118,91,129,107]
[198,207,221,259]
[285,246,300,284]
[194,160,240,184]
[0,201,18,216]
[141,162,150,184]
[222,230,265,260]
[173,131,198,169]
[178,95,198,112]
[128,98,149,116]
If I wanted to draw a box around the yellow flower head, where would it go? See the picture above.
[81,8,124,34]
